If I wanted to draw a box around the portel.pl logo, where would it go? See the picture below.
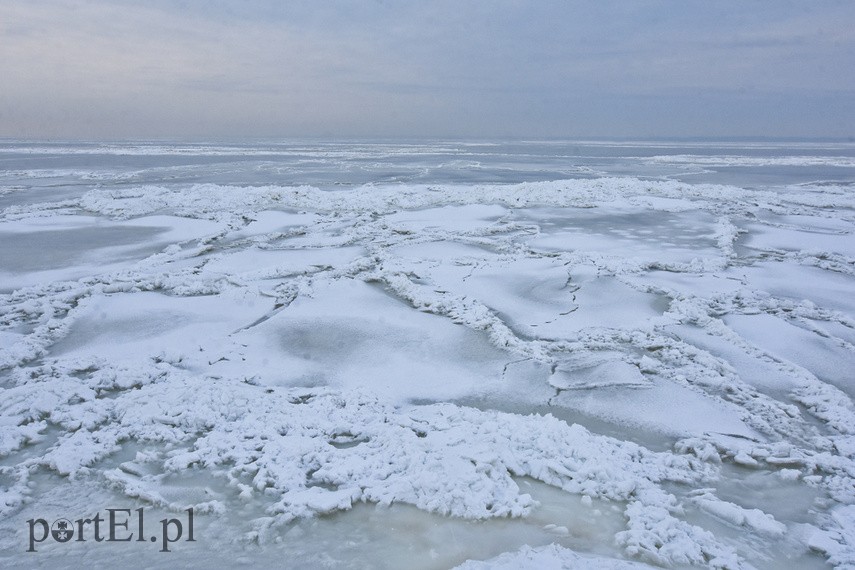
[27,508,195,552]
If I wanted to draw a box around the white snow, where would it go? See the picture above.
[1,142,854,569]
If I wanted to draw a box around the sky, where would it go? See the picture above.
[1,0,854,140]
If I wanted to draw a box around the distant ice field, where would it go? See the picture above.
[1,140,855,568]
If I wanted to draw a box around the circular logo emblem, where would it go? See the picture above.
[51,519,74,542]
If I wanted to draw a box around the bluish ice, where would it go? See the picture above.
[1,139,855,568]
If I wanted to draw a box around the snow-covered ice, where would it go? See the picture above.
[1,139,855,568]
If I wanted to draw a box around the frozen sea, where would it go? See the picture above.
[1,139,855,569]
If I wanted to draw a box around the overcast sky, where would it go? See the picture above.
[1,0,854,140]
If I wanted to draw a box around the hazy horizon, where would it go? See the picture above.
[3,135,855,144]
[2,1,854,140]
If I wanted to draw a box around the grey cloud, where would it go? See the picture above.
[1,0,853,138]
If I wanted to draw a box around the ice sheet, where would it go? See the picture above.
[1,141,854,569]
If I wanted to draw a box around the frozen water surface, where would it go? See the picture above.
[1,140,855,568]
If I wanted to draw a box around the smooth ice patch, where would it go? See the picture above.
[201,246,362,278]
[227,279,543,402]
[740,222,855,258]
[524,209,722,266]
[725,313,855,397]
[49,291,273,365]
[552,376,760,439]
[385,204,508,232]
[0,215,222,290]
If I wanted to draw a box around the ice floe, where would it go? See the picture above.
[1,142,854,568]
